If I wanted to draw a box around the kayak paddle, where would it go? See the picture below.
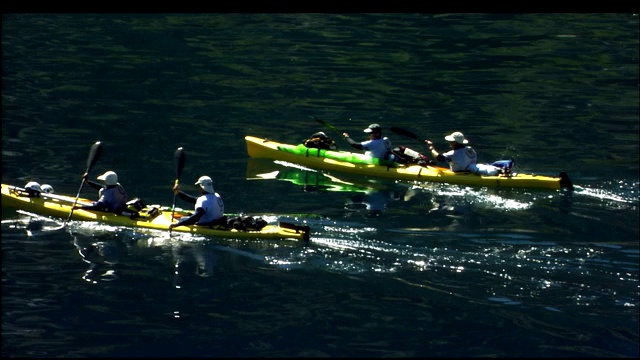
[170,147,186,236]
[389,127,441,167]
[314,117,345,139]
[389,126,426,142]
[65,141,103,225]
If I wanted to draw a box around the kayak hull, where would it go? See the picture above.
[2,184,310,241]
[245,136,573,190]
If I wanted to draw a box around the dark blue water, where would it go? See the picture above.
[2,14,639,357]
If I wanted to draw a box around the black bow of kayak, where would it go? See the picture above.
[280,221,311,242]
[559,171,574,191]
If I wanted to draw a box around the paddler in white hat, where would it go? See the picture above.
[73,170,129,213]
[169,175,225,229]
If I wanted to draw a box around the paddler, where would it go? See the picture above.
[342,123,394,161]
[73,170,129,214]
[168,175,225,229]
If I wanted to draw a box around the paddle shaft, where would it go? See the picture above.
[169,147,186,236]
[65,141,103,224]
[314,118,347,140]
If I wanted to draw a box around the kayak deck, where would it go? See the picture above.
[245,135,573,190]
[2,184,310,241]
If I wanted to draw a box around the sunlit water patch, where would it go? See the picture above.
[573,179,639,209]
[410,182,534,211]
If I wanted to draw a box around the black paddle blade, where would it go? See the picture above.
[86,141,103,171]
[67,141,102,225]
[174,147,186,179]
[389,126,421,141]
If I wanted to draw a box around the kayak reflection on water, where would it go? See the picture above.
[73,234,126,284]
[172,242,216,289]
[345,189,407,217]
[247,159,417,217]
[70,230,217,288]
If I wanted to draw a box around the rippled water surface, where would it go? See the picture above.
[2,14,638,357]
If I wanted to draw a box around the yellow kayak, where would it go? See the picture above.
[2,183,310,241]
[245,135,573,190]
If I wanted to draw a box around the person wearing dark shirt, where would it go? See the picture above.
[73,170,129,214]
[342,123,394,160]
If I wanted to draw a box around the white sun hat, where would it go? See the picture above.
[444,131,468,144]
[25,181,42,192]
[363,123,382,133]
[195,175,214,193]
[41,184,54,194]
[97,171,118,186]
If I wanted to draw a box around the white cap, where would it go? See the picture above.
[97,171,118,185]
[25,181,42,192]
[41,184,54,194]
[444,131,468,144]
[363,123,382,133]
[195,175,214,193]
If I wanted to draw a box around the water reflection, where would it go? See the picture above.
[1,210,67,237]
[72,232,127,284]
[171,241,216,289]
[344,189,405,217]
[246,158,417,217]
[69,224,221,289]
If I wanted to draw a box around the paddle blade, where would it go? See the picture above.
[86,141,103,172]
[174,147,186,180]
[389,126,421,141]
